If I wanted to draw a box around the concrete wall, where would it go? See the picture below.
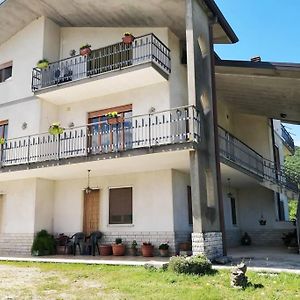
[0,17,44,105]
[53,170,174,234]
[34,178,54,232]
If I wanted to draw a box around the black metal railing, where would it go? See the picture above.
[0,106,200,167]
[32,33,171,91]
[218,126,299,193]
[281,124,295,154]
[218,126,264,178]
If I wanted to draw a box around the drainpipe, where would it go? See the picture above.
[208,23,227,256]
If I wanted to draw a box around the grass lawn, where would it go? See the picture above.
[0,261,299,299]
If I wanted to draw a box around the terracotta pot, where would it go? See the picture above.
[122,35,135,44]
[129,248,138,256]
[56,245,66,255]
[179,242,191,251]
[141,244,154,257]
[100,244,112,256]
[80,47,91,56]
[159,249,169,257]
[107,116,123,125]
[112,244,126,256]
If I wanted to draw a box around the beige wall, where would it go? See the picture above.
[0,17,45,105]
[53,170,174,234]
[0,179,36,233]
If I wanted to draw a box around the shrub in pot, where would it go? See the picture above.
[241,232,251,246]
[112,238,126,256]
[141,242,154,257]
[158,242,169,257]
[0,137,5,145]
[282,230,299,253]
[80,44,92,56]
[49,122,64,135]
[129,240,138,256]
[31,230,55,256]
[37,59,49,69]
[122,32,135,44]
[55,233,70,255]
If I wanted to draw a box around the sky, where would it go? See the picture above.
[215,0,300,146]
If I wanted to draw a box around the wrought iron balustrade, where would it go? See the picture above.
[0,106,200,167]
[281,124,295,154]
[219,126,299,193]
[32,33,171,91]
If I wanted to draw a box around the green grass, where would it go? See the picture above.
[0,261,299,299]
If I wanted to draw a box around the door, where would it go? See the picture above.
[0,120,8,163]
[88,104,132,154]
[83,189,100,235]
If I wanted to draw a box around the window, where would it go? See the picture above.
[187,186,193,225]
[0,61,12,83]
[109,187,132,224]
[230,196,237,225]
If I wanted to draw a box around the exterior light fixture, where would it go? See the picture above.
[84,169,93,194]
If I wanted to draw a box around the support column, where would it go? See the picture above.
[186,0,224,259]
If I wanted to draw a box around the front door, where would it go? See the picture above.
[83,189,100,235]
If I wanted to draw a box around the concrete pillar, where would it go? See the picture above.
[186,0,223,259]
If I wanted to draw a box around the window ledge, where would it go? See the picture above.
[107,224,134,228]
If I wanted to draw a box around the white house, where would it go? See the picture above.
[0,0,298,258]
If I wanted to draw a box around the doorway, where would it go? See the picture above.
[83,189,100,235]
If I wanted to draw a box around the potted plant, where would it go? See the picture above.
[141,242,154,257]
[259,215,267,226]
[129,240,138,256]
[55,233,71,255]
[158,242,169,257]
[100,244,112,256]
[31,229,55,256]
[80,44,92,56]
[122,32,135,44]
[37,59,49,69]
[282,230,299,253]
[112,238,126,256]
[241,232,251,246]
[106,112,122,125]
[0,137,5,145]
[49,122,64,135]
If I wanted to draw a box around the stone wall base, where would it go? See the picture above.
[0,233,34,256]
[192,232,223,259]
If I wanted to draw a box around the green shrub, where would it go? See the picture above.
[168,254,212,275]
[31,230,55,256]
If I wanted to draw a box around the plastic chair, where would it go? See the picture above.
[70,232,86,255]
[86,231,103,256]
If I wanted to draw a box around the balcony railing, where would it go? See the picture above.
[218,126,299,193]
[0,106,200,167]
[281,124,295,154]
[32,33,171,91]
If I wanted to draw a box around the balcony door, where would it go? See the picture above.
[88,104,132,154]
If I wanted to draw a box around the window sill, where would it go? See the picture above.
[107,224,134,228]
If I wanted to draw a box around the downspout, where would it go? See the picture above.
[208,23,227,256]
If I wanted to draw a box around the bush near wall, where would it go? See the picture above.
[168,255,212,275]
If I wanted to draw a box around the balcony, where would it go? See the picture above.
[0,106,200,171]
[281,124,295,155]
[218,126,299,196]
[32,34,171,104]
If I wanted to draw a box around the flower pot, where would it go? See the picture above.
[129,248,138,256]
[56,245,66,255]
[112,244,126,256]
[107,116,122,125]
[80,47,91,56]
[141,244,154,257]
[179,242,191,251]
[159,249,169,257]
[122,35,135,44]
[37,62,49,69]
[100,244,112,256]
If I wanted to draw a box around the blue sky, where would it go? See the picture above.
[215,0,300,146]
